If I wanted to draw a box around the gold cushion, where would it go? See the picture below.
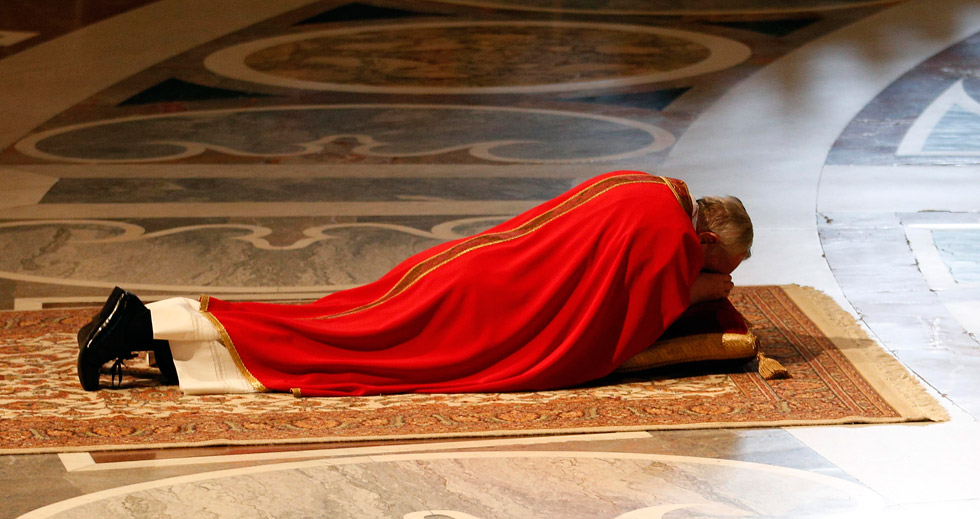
[616,331,757,373]
[615,298,757,373]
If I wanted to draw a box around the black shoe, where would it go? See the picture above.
[77,287,153,391]
[77,287,126,349]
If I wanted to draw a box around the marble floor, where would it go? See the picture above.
[2,0,980,517]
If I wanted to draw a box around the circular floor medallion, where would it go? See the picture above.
[204,21,751,94]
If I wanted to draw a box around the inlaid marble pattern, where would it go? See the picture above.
[10,105,673,164]
[827,30,980,165]
[817,210,980,417]
[205,21,750,94]
[897,79,980,156]
[26,452,883,519]
[902,214,980,345]
[0,216,504,293]
[427,0,902,15]
[817,19,980,423]
[39,177,576,204]
[4,0,980,517]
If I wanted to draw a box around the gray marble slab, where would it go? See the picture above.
[932,229,980,284]
[40,177,578,204]
[0,216,507,296]
[36,452,881,519]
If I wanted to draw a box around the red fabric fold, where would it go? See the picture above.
[201,171,703,396]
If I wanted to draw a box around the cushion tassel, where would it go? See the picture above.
[757,353,789,380]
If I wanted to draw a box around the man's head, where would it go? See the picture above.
[695,196,753,275]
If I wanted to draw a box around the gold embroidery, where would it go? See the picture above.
[660,175,681,203]
[722,331,758,353]
[291,388,302,398]
[309,173,671,321]
[659,176,694,217]
[196,172,691,390]
[198,294,268,392]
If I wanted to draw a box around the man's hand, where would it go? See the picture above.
[690,272,734,304]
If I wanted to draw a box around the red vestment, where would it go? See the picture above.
[200,171,703,396]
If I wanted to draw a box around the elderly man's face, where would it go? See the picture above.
[698,231,747,275]
[702,246,746,275]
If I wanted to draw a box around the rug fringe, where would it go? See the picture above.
[780,285,949,422]
[0,289,951,454]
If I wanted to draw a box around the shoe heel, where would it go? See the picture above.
[75,288,148,391]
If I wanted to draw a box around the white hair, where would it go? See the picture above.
[696,196,753,258]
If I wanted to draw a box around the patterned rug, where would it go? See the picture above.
[0,285,946,454]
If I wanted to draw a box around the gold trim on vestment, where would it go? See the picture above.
[198,294,268,392]
[659,176,694,217]
[307,173,684,321]
[660,175,683,207]
[197,173,692,392]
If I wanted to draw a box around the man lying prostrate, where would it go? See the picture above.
[77,171,752,397]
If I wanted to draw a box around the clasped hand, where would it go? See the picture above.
[690,271,734,303]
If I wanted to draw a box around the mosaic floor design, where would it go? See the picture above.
[22,451,884,519]
[202,21,750,94]
[0,215,502,293]
[3,0,980,517]
[426,0,902,16]
[10,105,674,165]
[817,13,980,419]
[828,30,980,165]
[0,0,887,305]
[904,213,980,341]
